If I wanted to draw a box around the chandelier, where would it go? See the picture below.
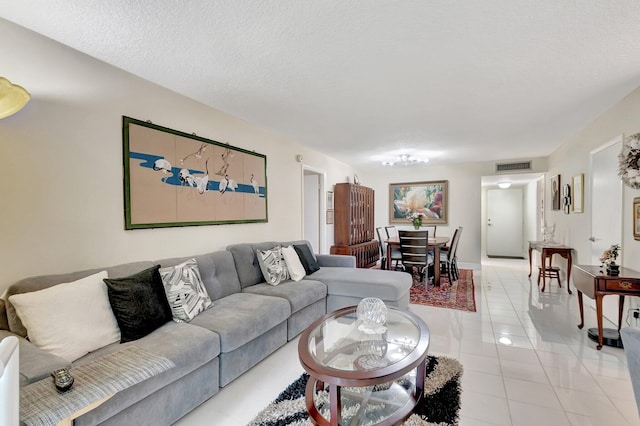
[382,154,428,167]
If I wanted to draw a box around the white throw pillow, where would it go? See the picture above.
[9,271,121,362]
[282,245,306,282]
[159,259,213,322]
[256,246,290,285]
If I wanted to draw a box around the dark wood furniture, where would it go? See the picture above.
[528,241,573,294]
[298,306,430,426]
[386,236,449,285]
[573,265,640,350]
[398,230,435,283]
[330,183,379,268]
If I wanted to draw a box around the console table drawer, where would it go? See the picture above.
[604,279,640,292]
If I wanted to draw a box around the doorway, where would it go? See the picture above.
[302,167,326,253]
[481,173,544,259]
[487,188,524,257]
[589,136,623,324]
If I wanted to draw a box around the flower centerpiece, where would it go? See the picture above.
[599,244,621,276]
[408,211,426,230]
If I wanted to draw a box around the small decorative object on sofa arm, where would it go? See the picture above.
[51,368,74,392]
[357,297,388,334]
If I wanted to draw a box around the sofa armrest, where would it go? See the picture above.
[316,254,356,268]
[0,330,70,386]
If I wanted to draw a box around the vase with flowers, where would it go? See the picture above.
[599,244,621,276]
[408,212,425,230]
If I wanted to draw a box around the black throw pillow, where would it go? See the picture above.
[294,244,320,275]
[103,265,172,343]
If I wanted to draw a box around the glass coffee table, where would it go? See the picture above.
[298,306,430,426]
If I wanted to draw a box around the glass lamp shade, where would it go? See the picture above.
[0,77,30,119]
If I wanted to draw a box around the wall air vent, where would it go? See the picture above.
[495,161,532,173]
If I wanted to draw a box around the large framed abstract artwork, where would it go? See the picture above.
[389,180,448,225]
[123,116,267,229]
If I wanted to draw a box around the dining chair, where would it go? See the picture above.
[440,227,462,283]
[375,227,387,270]
[384,226,403,270]
[398,230,434,284]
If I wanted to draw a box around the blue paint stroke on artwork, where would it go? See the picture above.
[130,151,265,196]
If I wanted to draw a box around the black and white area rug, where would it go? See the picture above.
[248,355,463,426]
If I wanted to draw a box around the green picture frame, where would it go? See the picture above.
[123,116,268,229]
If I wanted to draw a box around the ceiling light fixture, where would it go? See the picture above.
[382,154,428,167]
[0,77,30,119]
[498,182,512,189]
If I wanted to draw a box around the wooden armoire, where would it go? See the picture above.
[330,183,380,268]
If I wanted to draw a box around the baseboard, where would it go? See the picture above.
[486,255,525,259]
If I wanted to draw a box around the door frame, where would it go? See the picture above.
[301,165,327,254]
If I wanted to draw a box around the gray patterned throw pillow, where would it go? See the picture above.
[257,246,290,285]
[159,259,213,322]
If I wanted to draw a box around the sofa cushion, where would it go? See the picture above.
[5,261,155,337]
[312,267,411,301]
[281,245,306,282]
[294,244,320,275]
[71,321,220,421]
[256,246,289,285]
[9,271,121,362]
[242,279,327,313]
[104,265,173,343]
[159,259,212,322]
[189,293,290,353]
[156,251,243,301]
[227,241,279,288]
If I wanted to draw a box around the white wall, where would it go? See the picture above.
[0,19,354,292]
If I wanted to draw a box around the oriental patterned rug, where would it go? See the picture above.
[410,269,476,312]
[248,355,463,426]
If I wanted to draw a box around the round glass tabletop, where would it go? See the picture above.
[305,308,427,375]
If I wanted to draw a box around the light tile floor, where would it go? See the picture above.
[175,258,640,425]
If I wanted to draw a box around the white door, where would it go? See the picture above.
[487,188,524,257]
[590,137,623,264]
[589,137,623,325]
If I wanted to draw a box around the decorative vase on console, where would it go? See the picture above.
[600,244,621,276]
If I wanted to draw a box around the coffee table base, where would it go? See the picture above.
[305,368,424,426]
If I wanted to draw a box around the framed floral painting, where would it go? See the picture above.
[389,180,448,225]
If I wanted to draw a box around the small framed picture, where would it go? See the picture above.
[326,210,334,225]
[326,191,334,210]
[572,174,584,213]
[634,197,640,240]
[550,174,561,211]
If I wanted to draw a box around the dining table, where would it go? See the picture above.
[385,236,450,286]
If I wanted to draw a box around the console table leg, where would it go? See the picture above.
[566,252,573,294]
[596,295,604,350]
[619,295,626,333]
[528,246,533,277]
[577,291,584,329]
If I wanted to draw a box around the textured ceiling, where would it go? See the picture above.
[2,1,640,169]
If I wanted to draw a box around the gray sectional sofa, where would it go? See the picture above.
[0,240,411,425]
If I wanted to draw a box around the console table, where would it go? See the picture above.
[573,265,640,350]
[528,241,573,294]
